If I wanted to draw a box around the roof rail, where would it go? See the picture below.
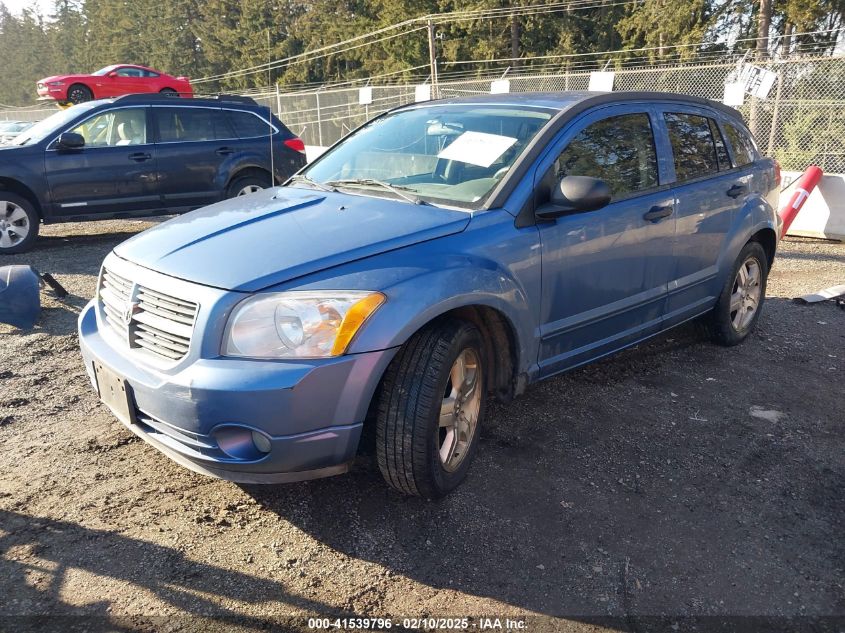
[112,93,259,106]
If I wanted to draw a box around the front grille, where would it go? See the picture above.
[99,268,198,362]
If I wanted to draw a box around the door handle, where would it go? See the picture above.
[727,184,748,198]
[128,152,152,162]
[643,205,673,222]
[215,147,234,155]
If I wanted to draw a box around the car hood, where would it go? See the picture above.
[114,186,471,292]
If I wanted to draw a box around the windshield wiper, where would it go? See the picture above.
[287,174,335,192]
[325,178,427,205]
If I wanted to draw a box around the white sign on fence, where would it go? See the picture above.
[588,71,615,91]
[490,79,511,94]
[415,84,431,102]
[738,64,778,99]
[358,86,373,105]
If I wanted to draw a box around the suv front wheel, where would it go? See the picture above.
[0,194,39,254]
[376,319,487,498]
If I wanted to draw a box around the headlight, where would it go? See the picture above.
[223,291,385,359]
[47,81,65,87]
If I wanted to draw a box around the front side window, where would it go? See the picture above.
[69,108,147,147]
[302,104,554,208]
[155,107,234,142]
[553,113,659,198]
[723,123,756,167]
[116,67,144,78]
[664,112,719,181]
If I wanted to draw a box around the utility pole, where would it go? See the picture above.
[756,0,771,59]
[427,19,439,99]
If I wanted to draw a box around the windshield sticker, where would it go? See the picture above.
[437,131,518,168]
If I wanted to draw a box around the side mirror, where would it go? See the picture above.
[536,175,612,220]
[107,71,118,78]
[56,132,85,150]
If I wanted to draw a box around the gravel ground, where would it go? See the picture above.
[0,221,843,633]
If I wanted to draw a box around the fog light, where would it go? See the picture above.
[251,430,271,453]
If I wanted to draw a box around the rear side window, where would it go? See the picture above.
[708,119,732,170]
[664,112,720,181]
[155,107,234,142]
[553,113,659,199]
[226,110,274,138]
[723,123,756,167]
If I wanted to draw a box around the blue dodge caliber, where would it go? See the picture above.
[79,91,781,498]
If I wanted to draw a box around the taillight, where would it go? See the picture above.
[283,138,305,153]
[774,159,782,187]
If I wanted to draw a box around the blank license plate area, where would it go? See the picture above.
[93,361,134,425]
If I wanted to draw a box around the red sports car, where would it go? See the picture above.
[37,64,193,105]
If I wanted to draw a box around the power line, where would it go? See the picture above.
[191,0,644,84]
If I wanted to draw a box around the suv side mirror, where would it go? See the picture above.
[536,175,612,219]
[56,132,85,150]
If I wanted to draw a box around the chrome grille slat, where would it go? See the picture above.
[98,267,197,362]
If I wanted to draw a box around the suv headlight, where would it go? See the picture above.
[222,291,385,359]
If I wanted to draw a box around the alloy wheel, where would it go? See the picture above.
[730,256,762,331]
[438,348,482,472]
[0,201,30,249]
[237,185,264,196]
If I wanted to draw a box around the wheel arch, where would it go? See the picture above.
[226,165,273,190]
[749,227,777,270]
[0,178,43,219]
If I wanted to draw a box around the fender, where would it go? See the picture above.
[717,183,779,282]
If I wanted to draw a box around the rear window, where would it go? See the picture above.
[723,123,756,166]
[664,112,720,181]
[226,110,274,138]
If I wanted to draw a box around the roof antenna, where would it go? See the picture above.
[267,28,275,189]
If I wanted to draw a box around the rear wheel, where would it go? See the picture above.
[706,241,768,346]
[376,319,486,498]
[67,84,93,104]
[0,193,39,254]
[159,88,178,96]
[227,173,271,198]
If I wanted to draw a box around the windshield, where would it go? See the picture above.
[301,104,554,209]
[0,122,29,133]
[11,103,100,146]
[92,66,116,76]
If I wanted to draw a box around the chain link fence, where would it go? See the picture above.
[256,54,845,173]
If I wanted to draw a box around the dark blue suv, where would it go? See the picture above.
[0,94,306,253]
[79,91,781,498]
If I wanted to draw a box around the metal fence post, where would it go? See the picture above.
[315,91,323,147]
[275,84,282,118]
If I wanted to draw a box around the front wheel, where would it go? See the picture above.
[706,241,769,346]
[376,319,486,498]
[159,88,178,96]
[0,194,39,254]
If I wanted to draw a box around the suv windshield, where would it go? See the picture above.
[11,103,100,146]
[301,104,554,209]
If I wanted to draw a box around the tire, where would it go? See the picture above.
[227,174,271,198]
[67,84,93,104]
[706,241,769,346]
[0,193,39,254]
[376,319,487,498]
[159,88,178,96]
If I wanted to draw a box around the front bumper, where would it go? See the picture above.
[79,288,396,484]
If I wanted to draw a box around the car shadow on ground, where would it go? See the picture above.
[244,302,843,621]
[0,509,345,632]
